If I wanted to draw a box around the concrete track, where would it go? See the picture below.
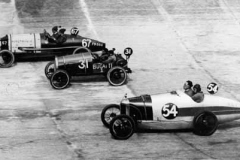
[1,0,240,159]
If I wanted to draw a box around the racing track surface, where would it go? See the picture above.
[1,0,240,159]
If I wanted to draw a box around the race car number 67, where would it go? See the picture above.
[162,103,179,119]
[82,39,92,47]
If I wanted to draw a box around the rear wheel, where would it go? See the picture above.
[109,115,135,140]
[45,61,55,79]
[193,111,218,136]
[107,66,127,86]
[50,70,70,89]
[101,104,120,128]
[0,50,15,68]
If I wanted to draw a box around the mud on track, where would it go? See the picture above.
[1,0,240,159]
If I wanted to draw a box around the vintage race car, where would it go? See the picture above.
[0,27,105,68]
[101,88,240,140]
[45,47,133,89]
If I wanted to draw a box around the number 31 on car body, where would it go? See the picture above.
[78,59,88,69]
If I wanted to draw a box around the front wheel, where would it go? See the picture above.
[50,70,70,89]
[193,111,218,136]
[101,104,120,128]
[45,61,55,79]
[0,50,15,68]
[107,66,127,86]
[109,115,135,140]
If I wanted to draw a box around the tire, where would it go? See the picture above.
[107,66,127,86]
[45,61,55,79]
[193,111,218,136]
[0,50,15,68]
[109,115,135,140]
[73,47,91,55]
[50,70,70,89]
[101,104,120,128]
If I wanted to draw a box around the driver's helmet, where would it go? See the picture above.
[193,84,201,93]
[59,28,66,34]
[52,26,59,34]
[186,80,193,88]
[70,27,79,36]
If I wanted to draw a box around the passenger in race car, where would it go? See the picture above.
[57,28,67,44]
[183,80,194,97]
[192,84,204,103]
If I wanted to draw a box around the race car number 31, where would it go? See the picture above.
[162,103,179,119]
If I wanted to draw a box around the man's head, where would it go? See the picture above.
[52,26,59,34]
[193,84,201,93]
[102,48,109,55]
[183,80,193,90]
[59,28,66,34]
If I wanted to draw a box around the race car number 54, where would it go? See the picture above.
[162,103,179,119]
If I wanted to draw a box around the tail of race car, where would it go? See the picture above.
[0,50,15,68]
[0,35,14,68]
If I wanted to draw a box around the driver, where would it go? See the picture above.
[183,80,194,97]
[92,48,117,63]
[192,84,204,103]
[101,48,116,64]
[51,26,60,41]
[92,48,116,63]
[44,26,66,44]
[171,80,194,96]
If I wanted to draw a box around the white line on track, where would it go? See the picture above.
[78,0,135,97]
[79,0,100,39]
[0,0,24,32]
[151,0,200,70]
[219,0,240,27]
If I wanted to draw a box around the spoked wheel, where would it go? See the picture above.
[109,115,135,140]
[107,66,127,86]
[193,111,218,136]
[0,50,15,68]
[73,47,91,55]
[101,104,120,128]
[45,61,55,79]
[50,70,70,89]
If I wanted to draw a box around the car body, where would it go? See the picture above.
[46,47,133,89]
[101,90,240,140]
[0,28,105,68]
